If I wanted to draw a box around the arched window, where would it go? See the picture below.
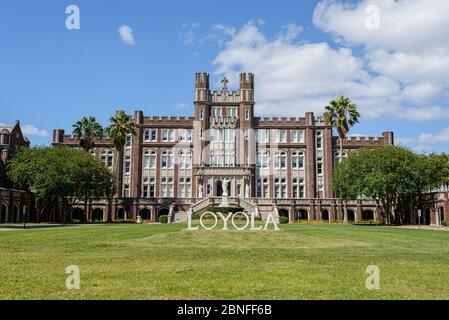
[274,151,287,169]
[292,177,305,198]
[143,150,157,169]
[334,151,348,164]
[256,178,269,198]
[179,177,192,198]
[291,151,304,170]
[274,178,287,198]
[142,177,156,198]
[100,149,113,168]
[161,151,174,169]
[316,130,322,149]
[257,151,270,168]
[179,150,192,169]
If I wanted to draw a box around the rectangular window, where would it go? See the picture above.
[227,107,237,118]
[179,129,192,142]
[125,135,132,147]
[162,129,175,142]
[273,130,287,143]
[257,129,269,143]
[317,158,323,175]
[124,156,131,174]
[290,130,304,143]
[212,107,222,117]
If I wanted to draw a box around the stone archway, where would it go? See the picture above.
[347,209,356,223]
[91,208,104,222]
[0,203,7,223]
[157,207,170,221]
[139,208,151,221]
[116,208,126,220]
[71,208,85,222]
[438,207,445,224]
[296,209,308,221]
[13,205,20,223]
[278,208,289,223]
[421,207,431,225]
[216,180,223,197]
[321,209,330,222]
[362,210,375,222]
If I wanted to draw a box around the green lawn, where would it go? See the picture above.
[1,223,449,300]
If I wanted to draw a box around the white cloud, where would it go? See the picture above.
[118,25,136,46]
[419,127,449,143]
[312,0,449,121]
[313,0,449,53]
[182,2,449,122]
[21,125,49,137]
[176,103,191,110]
[211,22,409,119]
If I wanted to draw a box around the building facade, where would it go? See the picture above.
[0,121,34,223]
[52,72,448,225]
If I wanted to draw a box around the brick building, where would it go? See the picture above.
[52,73,448,225]
[0,121,33,223]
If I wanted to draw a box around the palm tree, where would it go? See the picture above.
[72,117,103,152]
[323,96,360,224]
[104,110,136,198]
[323,96,360,164]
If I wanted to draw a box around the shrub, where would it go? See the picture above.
[279,216,289,224]
[442,220,449,227]
[191,213,201,220]
[209,207,244,214]
[159,215,169,224]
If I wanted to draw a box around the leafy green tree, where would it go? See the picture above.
[323,96,360,164]
[7,146,114,222]
[72,116,104,152]
[333,145,447,224]
[104,110,136,197]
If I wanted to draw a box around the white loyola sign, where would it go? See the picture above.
[187,211,279,231]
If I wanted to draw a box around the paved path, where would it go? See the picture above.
[0,223,105,231]
[394,225,449,231]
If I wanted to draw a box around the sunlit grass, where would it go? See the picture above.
[0,223,448,300]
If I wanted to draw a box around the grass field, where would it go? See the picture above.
[1,222,449,300]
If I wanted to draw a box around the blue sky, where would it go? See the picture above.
[1,0,448,152]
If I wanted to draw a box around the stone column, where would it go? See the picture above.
[356,203,362,223]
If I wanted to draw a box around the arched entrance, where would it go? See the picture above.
[421,207,431,225]
[362,210,374,222]
[216,181,222,196]
[0,204,6,223]
[91,208,104,222]
[72,208,85,222]
[139,208,151,221]
[278,209,289,222]
[157,208,170,221]
[321,209,329,222]
[347,209,355,223]
[438,207,445,224]
[116,208,126,220]
[296,209,308,221]
[13,205,20,223]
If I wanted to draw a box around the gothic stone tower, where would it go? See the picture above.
[193,72,255,198]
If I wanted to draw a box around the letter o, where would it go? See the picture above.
[199,212,218,230]
[231,212,250,230]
